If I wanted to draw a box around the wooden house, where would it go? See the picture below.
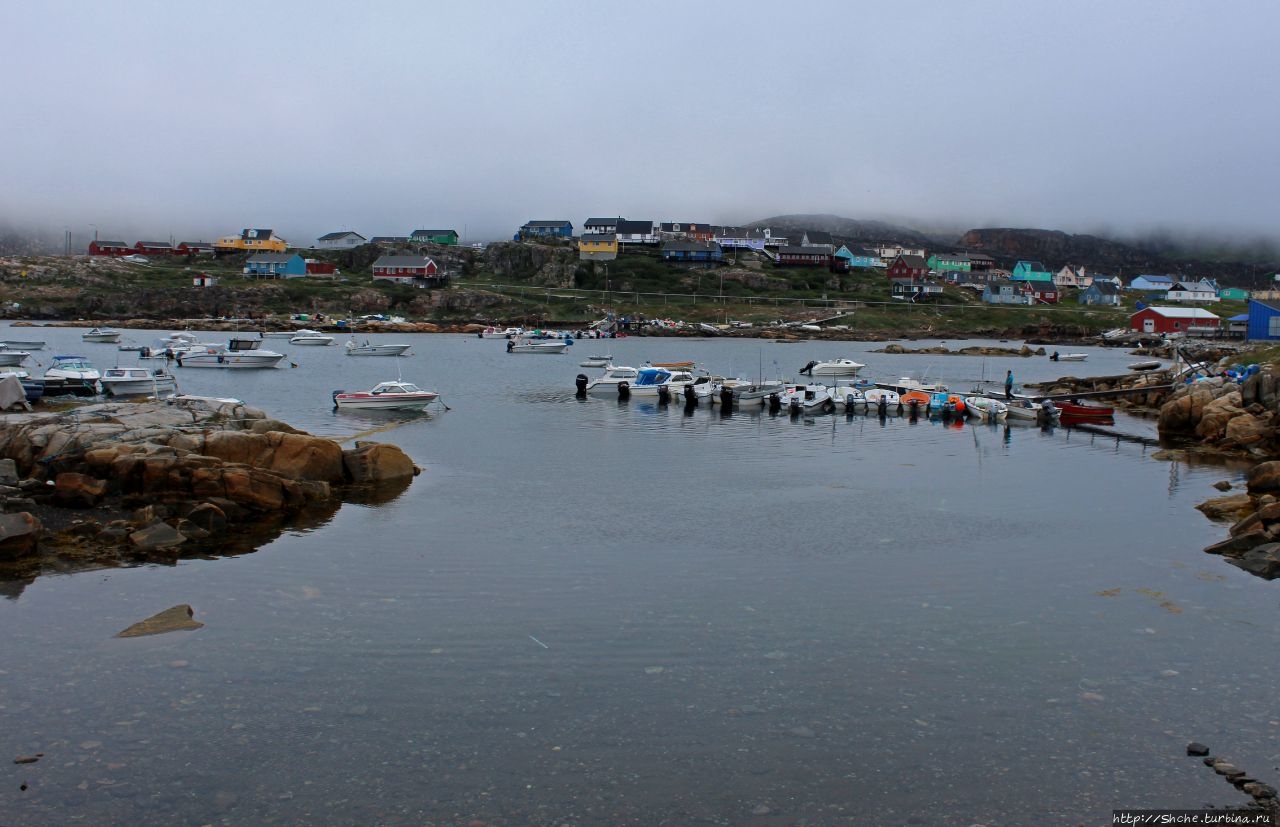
[244,252,306,278]
[1078,281,1121,306]
[1167,280,1220,303]
[776,246,830,267]
[583,217,620,235]
[659,222,715,242]
[316,231,366,250]
[87,240,133,257]
[305,260,338,277]
[713,227,767,251]
[927,252,970,273]
[1129,306,1220,335]
[1129,275,1174,293]
[967,253,996,271]
[410,229,459,246]
[1054,265,1090,289]
[134,241,176,256]
[983,280,1028,305]
[1011,260,1052,281]
[834,245,884,269]
[215,229,288,253]
[372,255,444,286]
[1020,280,1059,304]
[519,220,573,239]
[886,254,928,281]
[579,234,619,261]
[616,220,657,245]
[661,240,723,266]
[891,280,944,301]
[1220,287,1250,301]
[176,241,215,256]
[800,231,833,250]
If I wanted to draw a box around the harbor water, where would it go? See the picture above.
[1,327,1274,826]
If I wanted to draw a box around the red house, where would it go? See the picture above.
[134,241,176,256]
[371,254,443,286]
[1020,281,1059,304]
[887,254,928,281]
[305,260,337,276]
[177,241,215,256]
[776,245,830,267]
[87,240,133,256]
[1129,306,1221,335]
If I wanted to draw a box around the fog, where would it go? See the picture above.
[3,0,1277,246]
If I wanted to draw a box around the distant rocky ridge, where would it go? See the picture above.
[747,213,935,247]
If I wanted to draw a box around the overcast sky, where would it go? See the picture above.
[3,0,1277,245]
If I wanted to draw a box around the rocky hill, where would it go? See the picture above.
[747,213,937,247]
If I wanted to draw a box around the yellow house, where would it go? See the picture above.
[214,228,289,252]
[578,233,618,262]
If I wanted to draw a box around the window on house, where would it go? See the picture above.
[1268,316,1280,337]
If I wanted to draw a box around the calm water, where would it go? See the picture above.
[1,326,1274,826]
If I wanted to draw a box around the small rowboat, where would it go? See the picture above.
[1128,360,1162,371]
[1050,352,1088,362]
[1056,400,1114,417]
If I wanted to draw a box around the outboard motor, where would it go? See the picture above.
[476,331,484,338]
[657,385,670,405]
[617,381,630,401]
[908,399,920,419]
[844,395,857,414]
[768,392,782,414]
[506,340,514,352]
[683,384,697,406]
[799,360,817,376]
[719,386,734,408]
[877,395,887,418]
[575,373,589,398]
[896,401,904,417]
[789,395,801,416]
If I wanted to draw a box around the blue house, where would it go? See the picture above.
[834,245,884,269]
[1078,281,1121,306]
[1129,274,1174,293]
[1246,299,1280,340]
[661,240,723,266]
[983,280,1027,305]
[519,220,574,239]
[1011,260,1053,281]
[244,252,306,278]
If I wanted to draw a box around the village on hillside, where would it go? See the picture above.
[75,220,1280,339]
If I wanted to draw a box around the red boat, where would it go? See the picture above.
[1055,400,1114,418]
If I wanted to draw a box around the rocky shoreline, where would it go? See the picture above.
[0,397,417,586]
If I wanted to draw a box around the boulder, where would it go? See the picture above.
[54,472,108,507]
[130,521,187,551]
[343,442,418,483]
[115,604,203,638]
[1196,493,1254,522]
[1204,529,1270,558]
[1194,392,1244,442]
[0,512,41,560]
[0,458,18,486]
[1227,543,1280,579]
[1247,462,1280,496]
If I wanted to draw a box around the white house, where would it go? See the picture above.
[1167,280,1220,303]
[1054,265,1092,289]
[316,231,367,250]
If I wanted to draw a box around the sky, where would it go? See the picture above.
[3,0,1278,246]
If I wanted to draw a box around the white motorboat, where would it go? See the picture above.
[344,338,412,357]
[964,396,1008,422]
[507,338,568,354]
[260,329,304,340]
[1050,352,1088,362]
[698,323,722,336]
[332,380,439,411]
[864,388,901,411]
[799,358,865,377]
[0,349,30,367]
[44,355,101,382]
[99,366,178,397]
[82,327,122,343]
[579,355,613,368]
[781,383,834,414]
[583,365,640,396]
[829,385,868,410]
[175,338,285,368]
[479,326,524,339]
[1005,399,1060,423]
[290,333,335,346]
[0,339,45,350]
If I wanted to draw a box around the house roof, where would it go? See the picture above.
[1135,306,1220,319]
[894,254,928,269]
[136,241,173,248]
[616,220,654,234]
[94,240,131,248]
[580,233,617,243]
[1014,260,1048,272]
[987,280,1016,290]
[371,236,411,244]
[522,220,572,228]
[1250,298,1280,313]
[318,231,366,241]
[240,228,276,239]
[247,253,296,263]
[934,252,970,261]
[373,255,437,268]
[178,240,214,248]
[659,222,711,232]
[1021,280,1058,291]
[662,240,720,252]
[411,229,457,238]
[1133,274,1174,285]
[1171,280,1216,292]
[779,245,831,255]
[1091,281,1120,295]
[803,231,833,244]
[584,217,620,226]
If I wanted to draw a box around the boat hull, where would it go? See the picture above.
[0,351,29,366]
[101,376,178,396]
[345,344,412,357]
[177,354,284,368]
[333,393,438,411]
[508,343,568,354]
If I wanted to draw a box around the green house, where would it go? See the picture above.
[410,229,460,246]
[1012,260,1053,281]
[1219,287,1250,301]
[926,252,971,273]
